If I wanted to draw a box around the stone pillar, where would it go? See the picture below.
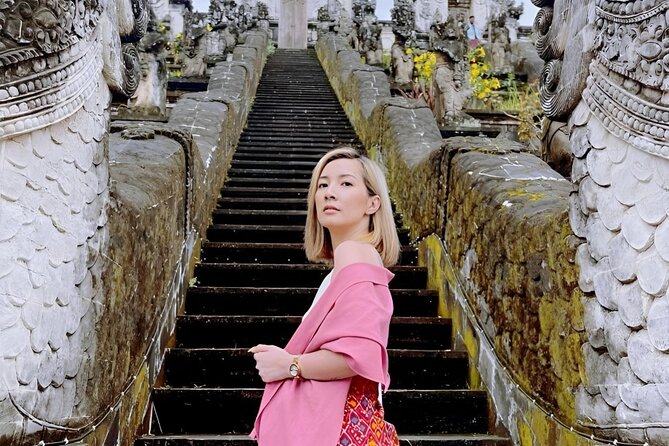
[380,25,396,54]
[149,0,171,22]
[169,1,191,38]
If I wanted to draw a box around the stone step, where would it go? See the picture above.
[216,197,307,210]
[162,348,468,390]
[240,128,357,138]
[199,242,418,265]
[254,89,335,96]
[149,388,488,435]
[205,224,304,243]
[247,105,350,117]
[253,89,339,96]
[235,140,356,149]
[243,122,354,132]
[238,134,357,144]
[230,151,332,162]
[175,315,451,350]
[135,434,512,446]
[229,159,317,170]
[226,168,313,179]
[221,177,311,188]
[211,208,409,228]
[205,224,411,244]
[184,286,434,316]
[134,48,511,446]
[247,108,346,116]
[212,209,306,225]
[192,263,424,288]
[218,186,308,199]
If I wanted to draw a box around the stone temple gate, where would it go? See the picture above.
[279,0,308,47]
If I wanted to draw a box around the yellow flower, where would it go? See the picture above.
[406,48,414,54]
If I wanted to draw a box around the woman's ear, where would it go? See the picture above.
[366,195,381,215]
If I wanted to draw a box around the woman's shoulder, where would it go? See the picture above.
[333,241,383,272]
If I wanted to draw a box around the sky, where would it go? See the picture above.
[191,0,539,26]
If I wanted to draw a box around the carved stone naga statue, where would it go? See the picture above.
[0,0,146,444]
[537,0,669,442]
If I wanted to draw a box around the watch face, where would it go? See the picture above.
[289,364,298,377]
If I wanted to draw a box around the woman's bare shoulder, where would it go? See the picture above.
[333,240,383,271]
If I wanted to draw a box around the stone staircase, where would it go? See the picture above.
[134,49,511,446]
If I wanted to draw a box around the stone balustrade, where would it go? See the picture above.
[315,33,602,445]
[60,30,269,446]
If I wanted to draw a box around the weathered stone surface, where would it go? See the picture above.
[583,297,606,349]
[607,233,638,283]
[603,311,631,364]
[647,297,669,352]
[617,357,645,410]
[628,331,669,383]
[592,260,619,310]
[620,207,655,251]
[586,215,614,262]
[586,144,613,187]
[446,149,583,420]
[636,246,669,297]
[576,388,615,424]
[617,282,650,330]
[336,50,366,85]
[349,68,391,121]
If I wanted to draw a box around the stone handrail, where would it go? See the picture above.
[315,34,596,445]
[95,32,268,444]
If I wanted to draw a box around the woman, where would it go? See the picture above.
[249,147,401,446]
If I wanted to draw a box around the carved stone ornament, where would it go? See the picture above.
[0,0,105,139]
[582,0,669,159]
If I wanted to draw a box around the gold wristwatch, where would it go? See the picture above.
[289,355,302,379]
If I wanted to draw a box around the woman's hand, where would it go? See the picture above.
[248,344,292,383]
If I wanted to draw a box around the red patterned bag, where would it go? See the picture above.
[338,376,399,446]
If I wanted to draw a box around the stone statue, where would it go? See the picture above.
[316,5,333,36]
[116,18,169,120]
[336,9,355,40]
[538,0,669,443]
[0,0,146,443]
[390,41,414,85]
[256,1,272,37]
[181,27,209,78]
[352,0,383,65]
[414,0,448,34]
[491,21,510,72]
[429,17,473,126]
[363,32,384,65]
[390,0,416,47]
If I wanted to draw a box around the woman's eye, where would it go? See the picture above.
[318,183,328,189]
[342,182,353,186]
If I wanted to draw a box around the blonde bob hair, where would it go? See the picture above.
[304,147,400,267]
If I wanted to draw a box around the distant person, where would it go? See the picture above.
[249,147,401,446]
[467,15,483,48]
